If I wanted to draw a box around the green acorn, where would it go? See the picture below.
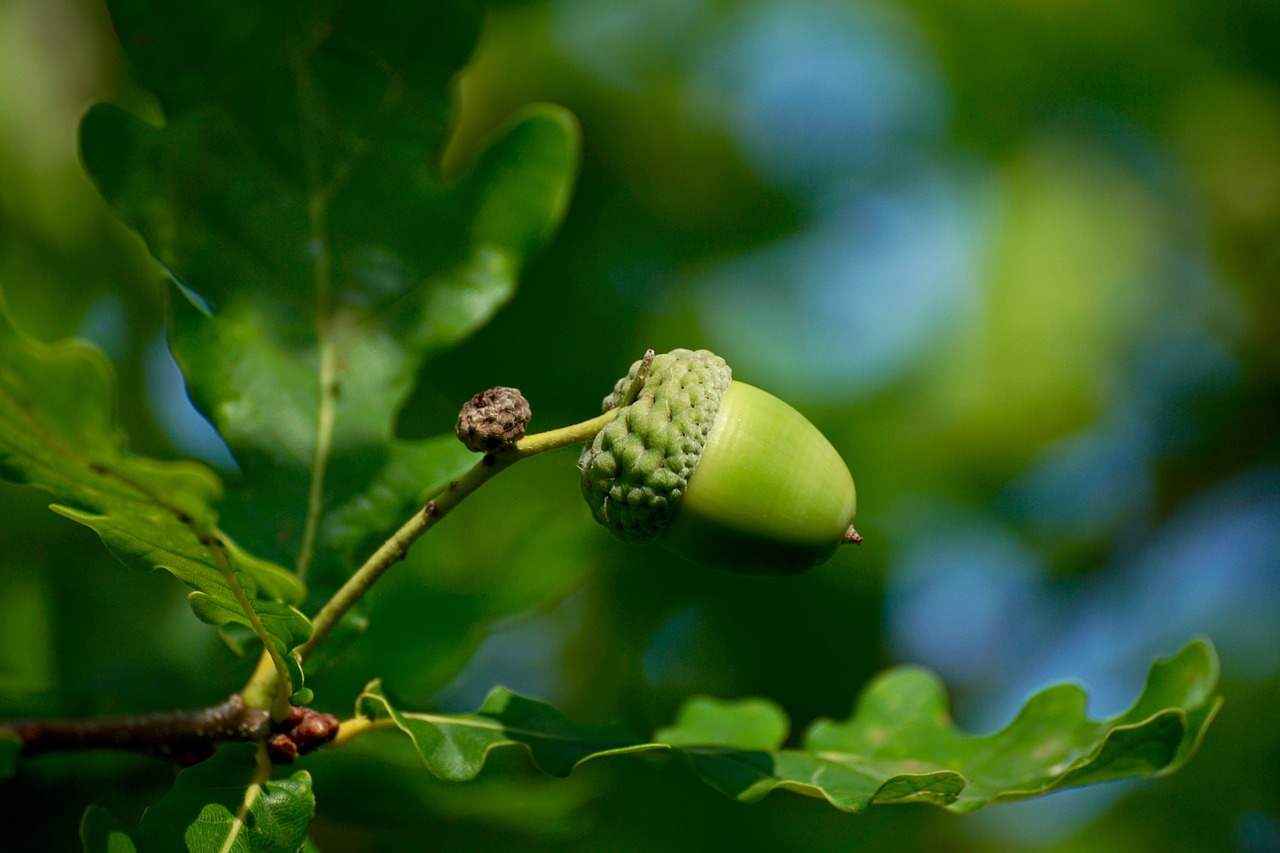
[579,349,858,575]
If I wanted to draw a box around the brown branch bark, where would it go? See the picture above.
[6,696,339,766]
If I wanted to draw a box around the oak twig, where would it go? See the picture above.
[5,388,624,767]
[5,696,340,766]
[7,695,268,766]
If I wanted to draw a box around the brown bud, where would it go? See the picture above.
[455,387,531,452]
[295,711,338,745]
[267,733,299,764]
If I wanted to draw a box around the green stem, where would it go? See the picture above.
[326,715,392,749]
[295,407,619,665]
[510,409,618,456]
[291,44,349,584]
[220,744,275,853]
[297,454,508,663]
[296,328,337,582]
[208,539,294,722]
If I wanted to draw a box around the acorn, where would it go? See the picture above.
[579,349,858,575]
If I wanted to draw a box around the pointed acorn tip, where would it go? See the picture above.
[843,526,863,545]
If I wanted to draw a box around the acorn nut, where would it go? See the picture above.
[579,349,857,575]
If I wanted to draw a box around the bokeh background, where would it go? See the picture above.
[2,0,1278,850]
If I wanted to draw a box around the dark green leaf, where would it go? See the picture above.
[323,482,593,703]
[0,298,309,670]
[355,680,653,781]
[79,805,138,853]
[134,743,313,853]
[0,732,18,781]
[319,435,478,561]
[357,640,1220,812]
[81,0,580,595]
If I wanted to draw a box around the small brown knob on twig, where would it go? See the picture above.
[455,387,532,453]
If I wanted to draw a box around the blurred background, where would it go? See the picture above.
[2,0,1278,850]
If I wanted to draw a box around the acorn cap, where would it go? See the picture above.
[579,349,732,542]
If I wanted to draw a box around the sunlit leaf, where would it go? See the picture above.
[657,696,789,752]
[0,298,309,671]
[357,640,1220,812]
[80,0,580,599]
[135,744,313,852]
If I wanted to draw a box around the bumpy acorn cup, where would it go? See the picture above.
[579,349,857,575]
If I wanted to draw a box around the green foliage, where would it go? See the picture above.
[0,0,1241,848]
[78,0,580,595]
[81,744,313,853]
[0,732,17,781]
[79,807,137,853]
[355,680,653,781]
[0,298,310,673]
[356,640,1220,813]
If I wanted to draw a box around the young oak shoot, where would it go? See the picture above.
[287,347,859,697]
